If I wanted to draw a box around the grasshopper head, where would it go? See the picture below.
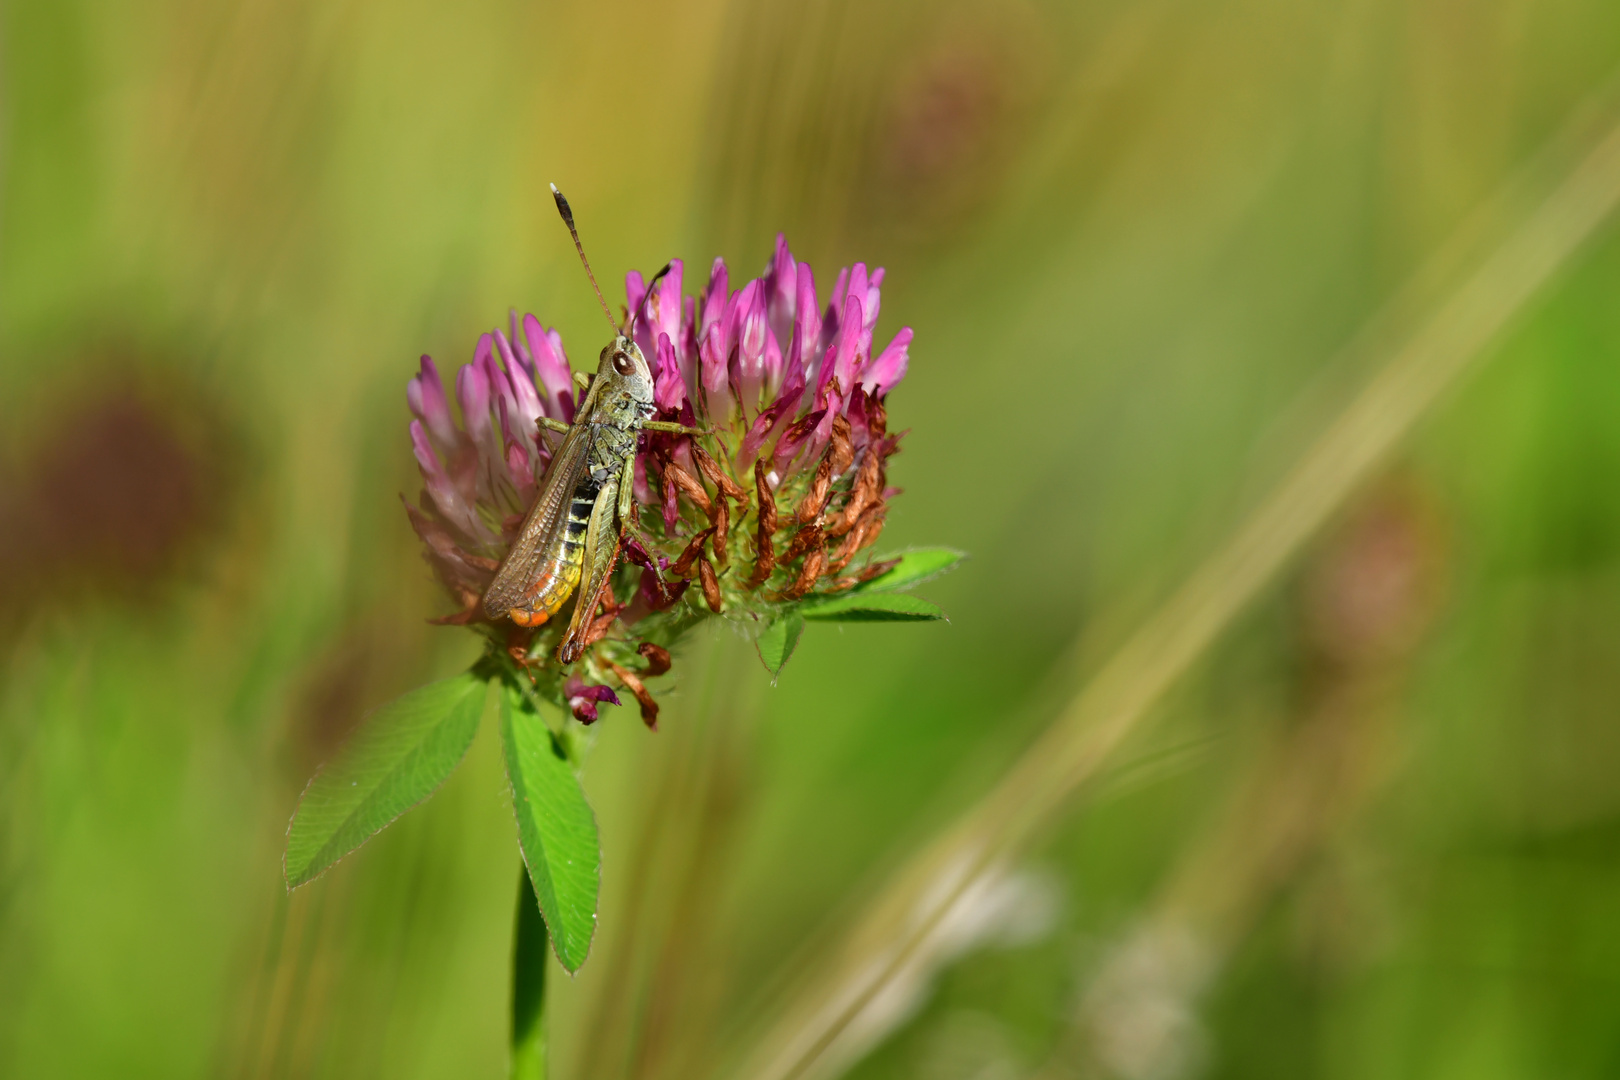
[598,334,655,409]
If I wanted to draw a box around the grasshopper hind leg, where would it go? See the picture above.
[558,476,624,664]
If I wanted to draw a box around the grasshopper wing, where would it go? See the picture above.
[482,423,593,624]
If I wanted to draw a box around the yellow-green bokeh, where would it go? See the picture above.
[4,2,1620,1078]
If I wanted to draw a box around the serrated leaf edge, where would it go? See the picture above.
[283,675,488,890]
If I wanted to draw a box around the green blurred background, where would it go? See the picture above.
[4,0,1620,1077]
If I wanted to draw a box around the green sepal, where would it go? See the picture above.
[285,672,488,889]
[755,610,806,677]
[855,547,966,594]
[799,591,948,622]
[499,682,600,973]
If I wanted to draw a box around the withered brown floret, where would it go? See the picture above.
[796,453,835,526]
[663,459,712,515]
[670,527,716,577]
[710,495,730,565]
[748,459,779,588]
[637,642,672,677]
[607,661,660,729]
[828,416,855,476]
[698,554,723,613]
[781,546,826,600]
[691,444,748,501]
[782,522,826,563]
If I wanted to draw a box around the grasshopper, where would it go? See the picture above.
[482,185,706,663]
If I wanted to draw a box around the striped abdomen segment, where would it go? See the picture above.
[508,481,598,627]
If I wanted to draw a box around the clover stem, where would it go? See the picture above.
[510,865,548,1080]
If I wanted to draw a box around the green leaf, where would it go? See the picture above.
[285,672,488,889]
[800,591,948,622]
[856,547,966,593]
[755,610,805,676]
[500,684,600,973]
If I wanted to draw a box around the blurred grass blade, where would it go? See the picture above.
[511,866,549,1080]
[800,593,947,622]
[855,548,966,593]
[737,94,1620,1080]
[284,672,488,889]
[757,611,806,675]
[500,683,600,973]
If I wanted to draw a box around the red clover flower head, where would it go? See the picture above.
[405,237,916,727]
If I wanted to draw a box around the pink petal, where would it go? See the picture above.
[817,293,863,406]
[865,267,885,329]
[412,419,484,540]
[509,310,532,368]
[456,362,491,446]
[741,350,806,462]
[494,329,542,446]
[522,314,575,421]
[860,327,911,397]
[650,259,684,344]
[765,234,797,345]
[700,322,734,421]
[654,332,686,412]
[625,270,647,321]
[406,355,457,447]
[505,439,534,493]
[700,258,728,337]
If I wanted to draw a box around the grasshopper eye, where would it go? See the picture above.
[612,351,635,376]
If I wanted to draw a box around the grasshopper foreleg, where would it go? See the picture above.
[642,420,711,437]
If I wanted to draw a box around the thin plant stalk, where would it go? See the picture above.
[511,868,549,1080]
[736,87,1620,1080]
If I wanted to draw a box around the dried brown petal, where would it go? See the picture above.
[608,661,660,730]
[754,459,779,534]
[710,494,730,564]
[826,446,882,537]
[698,554,723,613]
[829,416,855,476]
[664,459,712,515]
[853,507,887,556]
[691,443,748,500]
[747,528,776,589]
[857,557,901,583]
[796,452,834,525]
[637,642,672,677]
[781,546,826,600]
[782,522,825,563]
[831,506,886,569]
[670,527,716,577]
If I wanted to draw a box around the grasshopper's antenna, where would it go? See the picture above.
[550,183,620,336]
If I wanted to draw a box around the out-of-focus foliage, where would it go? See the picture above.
[2,1,1619,1079]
